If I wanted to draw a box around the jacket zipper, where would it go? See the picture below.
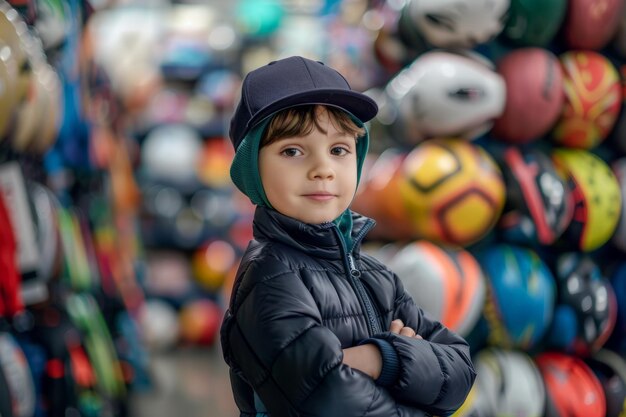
[346,252,382,335]
[337,221,382,336]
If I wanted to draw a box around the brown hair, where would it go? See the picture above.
[260,105,366,147]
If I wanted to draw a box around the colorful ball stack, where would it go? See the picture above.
[355,0,626,414]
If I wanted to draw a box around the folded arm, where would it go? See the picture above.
[367,273,476,416]
[221,262,428,417]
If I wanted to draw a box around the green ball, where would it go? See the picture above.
[502,0,567,46]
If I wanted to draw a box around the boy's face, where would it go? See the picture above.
[259,107,358,224]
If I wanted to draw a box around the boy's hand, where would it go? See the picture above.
[390,319,423,339]
[342,344,382,380]
[342,319,423,380]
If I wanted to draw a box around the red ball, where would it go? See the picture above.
[535,352,606,417]
[492,48,564,144]
[562,0,624,50]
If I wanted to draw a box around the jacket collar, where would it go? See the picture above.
[252,206,375,260]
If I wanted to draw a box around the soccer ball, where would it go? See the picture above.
[552,51,621,149]
[552,148,622,252]
[497,146,573,246]
[396,138,506,246]
[475,244,556,351]
[389,240,485,336]
[492,47,564,144]
[535,352,606,417]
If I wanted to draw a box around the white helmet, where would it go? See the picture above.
[385,50,505,140]
[403,0,510,48]
[475,348,546,417]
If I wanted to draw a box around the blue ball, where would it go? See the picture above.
[545,304,578,349]
[475,244,556,350]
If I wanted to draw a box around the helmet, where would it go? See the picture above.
[403,0,510,48]
[475,348,546,417]
[386,50,505,140]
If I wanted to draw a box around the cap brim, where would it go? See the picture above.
[245,88,379,134]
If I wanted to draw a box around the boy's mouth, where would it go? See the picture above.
[302,192,335,201]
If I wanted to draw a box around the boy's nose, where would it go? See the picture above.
[309,157,335,180]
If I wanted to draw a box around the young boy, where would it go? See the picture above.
[221,56,476,417]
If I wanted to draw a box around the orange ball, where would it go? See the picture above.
[352,150,415,241]
[178,299,222,346]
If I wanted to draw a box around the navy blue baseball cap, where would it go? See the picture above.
[228,55,379,150]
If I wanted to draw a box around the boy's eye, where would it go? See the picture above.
[281,148,302,157]
[331,146,350,156]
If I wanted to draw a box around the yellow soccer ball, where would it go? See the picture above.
[552,148,622,251]
[397,138,506,246]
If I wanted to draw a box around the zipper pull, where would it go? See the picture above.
[347,253,361,277]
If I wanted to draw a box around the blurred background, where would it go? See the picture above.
[2,0,626,416]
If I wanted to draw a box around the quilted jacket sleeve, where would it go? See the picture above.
[372,273,476,416]
[221,259,428,417]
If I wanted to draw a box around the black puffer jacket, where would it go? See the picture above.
[221,206,476,417]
